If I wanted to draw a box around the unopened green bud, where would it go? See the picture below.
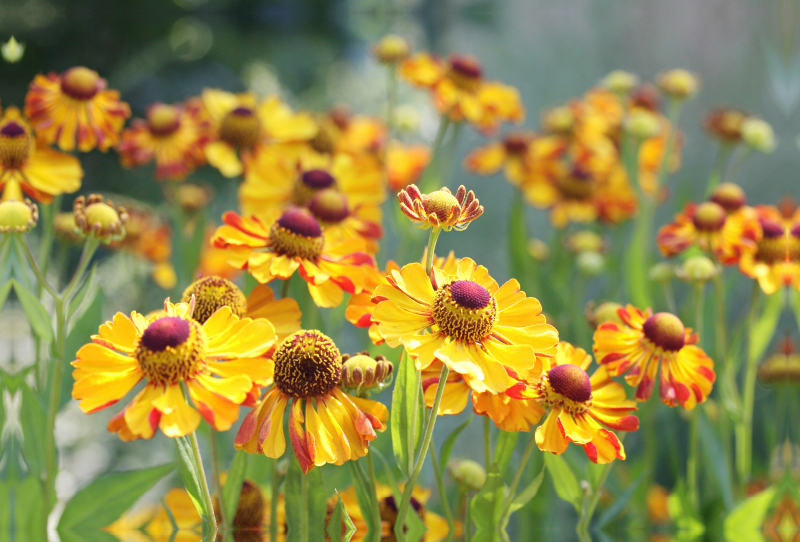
[625,110,661,139]
[676,255,719,283]
[1,36,24,63]
[448,459,486,492]
[741,118,776,154]
[576,251,605,276]
[602,70,639,94]
[649,262,675,283]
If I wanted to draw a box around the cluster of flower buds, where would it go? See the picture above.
[340,352,394,395]
[397,184,483,231]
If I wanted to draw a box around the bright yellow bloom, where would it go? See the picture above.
[212,208,374,308]
[372,258,558,394]
[387,140,431,191]
[464,131,536,184]
[200,89,317,178]
[0,107,82,203]
[25,66,130,152]
[118,100,210,181]
[739,205,800,294]
[507,342,639,464]
[397,185,483,231]
[400,52,525,134]
[234,330,388,473]
[72,298,277,440]
[593,306,715,409]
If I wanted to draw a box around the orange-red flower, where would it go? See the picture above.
[387,140,431,191]
[397,185,483,231]
[464,131,536,184]
[25,66,130,152]
[593,306,715,409]
[739,204,800,294]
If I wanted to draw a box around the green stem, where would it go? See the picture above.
[386,64,398,137]
[425,227,443,276]
[62,236,101,302]
[429,438,455,539]
[43,296,66,513]
[654,99,683,187]
[209,429,227,529]
[394,363,451,541]
[299,469,309,542]
[187,431,218,537]
[498,431,537,521]
[483,417,492,468]
[687,409,701,511]
[419,116,452,193]
[725,147,751,185]
[704,143,734,197]
[663,280,678,315]
[576,435,626,537]
[36,196,60,285]
[281,276,292,299]
[365,453,383,542]
[16,235,58,299]
[627,194,656,309]
[736,282,762,491]
[270,458,279,542]
[463,490,472,542]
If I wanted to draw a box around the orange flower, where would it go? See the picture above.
[118,100,210,181]
[593,306,715,409]
[212,208,374,308]
[0,107,82,203]
[387,140,431,190]
[465,131,536,184]
[397,184,483,231]
[400,53,524,133]
[739,205,800,294]
[25,66,130,152]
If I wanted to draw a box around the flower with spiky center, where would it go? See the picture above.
[656,198,761,264]
[25,66,130,152]
[397,184,483,231]
[593,306,715,409]
[386,140,431,191]
[73,193,128,243]
[464,131,536,184]
[118,100,211,181]
[200,89,317,178]
[371,258,558,394]
[704,108,748,143]
[0,107,82,203]
[181,275,248,324]
[506,342,639,464]
[212,208,374,308]
[400,52,524,134]
[0,198,38,233]
[72,298,278,440]
[234,330,388,473]
[739,205,800,294]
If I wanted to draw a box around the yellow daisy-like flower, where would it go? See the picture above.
[507,342,639,464]
[400,52,525,134]
[464,131,536,184]
[234,330,388,473]
[739,205,800,294]
[118,101,210,181]
[0,107,82,203]
[372,258,559,394]
[200,89,317,178]
[72,298,278,440]
[386,140,431,191]
[213,208,373,308]
[593,306,716,410]
[25,66,130,152]
[397,185,483,231]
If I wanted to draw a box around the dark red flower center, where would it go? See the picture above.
[692,201,727,232]
[60,67,102,100]
[710,183,746,212]
[277,209,322,238]
[449,55,483,79]
[147,104,181,136]
[643,312,686,352]
[301,169,336,189]
[503,133,530,154]
[548,364,592,403]
[140,317,190,352]
[449,280,491,310]
[761,219,785,239]
[219,106,261,148]
[0,122,25,137]
[308,189,349,224]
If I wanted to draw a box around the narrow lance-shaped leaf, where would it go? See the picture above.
[12,279,54,343]
[544,453,582,512]
[391,349,423,479]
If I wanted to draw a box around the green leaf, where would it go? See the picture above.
[667,482,705,537]
[285,456,327,542]
[544,453,582,511]
[596,472,644,527]
[469,465,506,542]
[0,280,13,310]
[58,463,175,530]
[699,413,734,509]
[440,416,472,469]
[67,263,98,320]
[12,279,53,342]
[325,491,356,542]
[508,465,545,514]
[221,449,249,527]
[14,475,49,538]
[19,381,47,478]
[57,529,121,542]
[175,435,214,524]
[391,349,423,479]
[349,461,379,537]
[749,291,784,362]
[493,430,519,476]
[722,486,774,542]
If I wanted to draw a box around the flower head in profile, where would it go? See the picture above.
[118,100,210,181]
[25,66,130,152]
[593,306,715,409]
[72,298,278,440]
[73,193,128,243]
[371,258,558,394]
[400,52,524,133]
[397,185,483,231]
[234,330,388,473]
[738,204,800,294]
[0,107,82,202]
[0,198,38,233]
[506,342,639,464]
[212,208,374,307]
[656,185,761,264]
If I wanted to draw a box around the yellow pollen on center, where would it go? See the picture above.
[557,170,596,200]
[273,330,342,398]
[181,275,247,324]
[61,67,101,100]
[422,191,459,223]
[268,210,325,260]
[219,107,261,148]
[135,316,207,385]
[692,201,726,232]
[432,280,497,342]
[0,122,33,168]
[642,312,686,352]
[84,203,121,229]
[148,104,181,136]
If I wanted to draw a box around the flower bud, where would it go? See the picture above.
[340,352,394,394]
[741,118,776,154]
[73,194,128,243]
[1,36,24,63]
[373,35,410,64]
[601,70,639,94]
[542,106,574,134]
[576,251,605,277]
[174,183,213,214]
[624,110,661,139]
[656,69,699,100]
[0,198,38,233]
[586,301,623,329]
[54,212,83,243]
[448,459,486,492]
[394,104,421,134]
[527,238,550,261]
[649,262,675,283]
[676,255,719,283]
[566,231,604,254]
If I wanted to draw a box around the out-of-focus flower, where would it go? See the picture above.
[173,182,213,214]
[400,52,524,133]
[656,197,761,264]
[656,69,699,100]
[118,101,210,181]
[394,104,421,134]
[397,185,483,231]
[586,301,624,329]
[54,212,83,244]
[387,141,431,190]
[449,459,487,492]
[235,330,388,473]
[200,89,317,178]
[542,106,575,134]
[527,238,550,261]
[593,306,715,409]
[311,108,387,156]
[212,208,374,308]
[741,117,776,153]
[576,251,605,276]
[371,258,558,394]
[108,205,175,289]
[464,131,536,184]
[507,342,639,464]
[0,107,82,202]
[625,110,661,139]
[647,485,671,524]
[566,231,605,254]
[704,108,748,143]
[739,205,800,294]
[73,298,277,440]
[676,255,720,284]
[630,84,662,111]
[601,70,639,94]
[0,198,37,233]
[25,67,130,152]
[73,193,128,243]
[373,34,411,64]
[759,338,800,384]
[1,36,24,63]
[649,262,675,283]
